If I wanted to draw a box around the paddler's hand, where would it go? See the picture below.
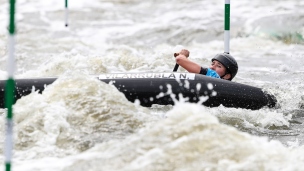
[174,49,190,58]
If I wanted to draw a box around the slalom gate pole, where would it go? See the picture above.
[224,0,230,54]
[5,0,16,171]
[65,0,68,27]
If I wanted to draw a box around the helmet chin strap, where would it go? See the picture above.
[221,72,231,80]
[220,75,226,79]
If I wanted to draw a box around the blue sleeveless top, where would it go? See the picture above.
[206,68,220,78]
[199,67,220,78]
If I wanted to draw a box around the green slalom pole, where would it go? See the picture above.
[224,0,230,54]
[5,0,16,171]
[65,0,68,27]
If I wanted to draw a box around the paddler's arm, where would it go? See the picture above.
[175,54,201,74]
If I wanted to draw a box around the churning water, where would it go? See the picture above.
[0,0,304,170]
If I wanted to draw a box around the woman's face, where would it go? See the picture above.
[209,60,231,80]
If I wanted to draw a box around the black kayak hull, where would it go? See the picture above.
[0,73,276,110]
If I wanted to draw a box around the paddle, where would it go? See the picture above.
[173,53,179,72]
[173,64,179,72]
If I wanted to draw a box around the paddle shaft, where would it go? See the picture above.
[173,63,179,72]
[173,52,180,72]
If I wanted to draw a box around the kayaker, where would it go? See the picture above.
[174,49,238,81]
